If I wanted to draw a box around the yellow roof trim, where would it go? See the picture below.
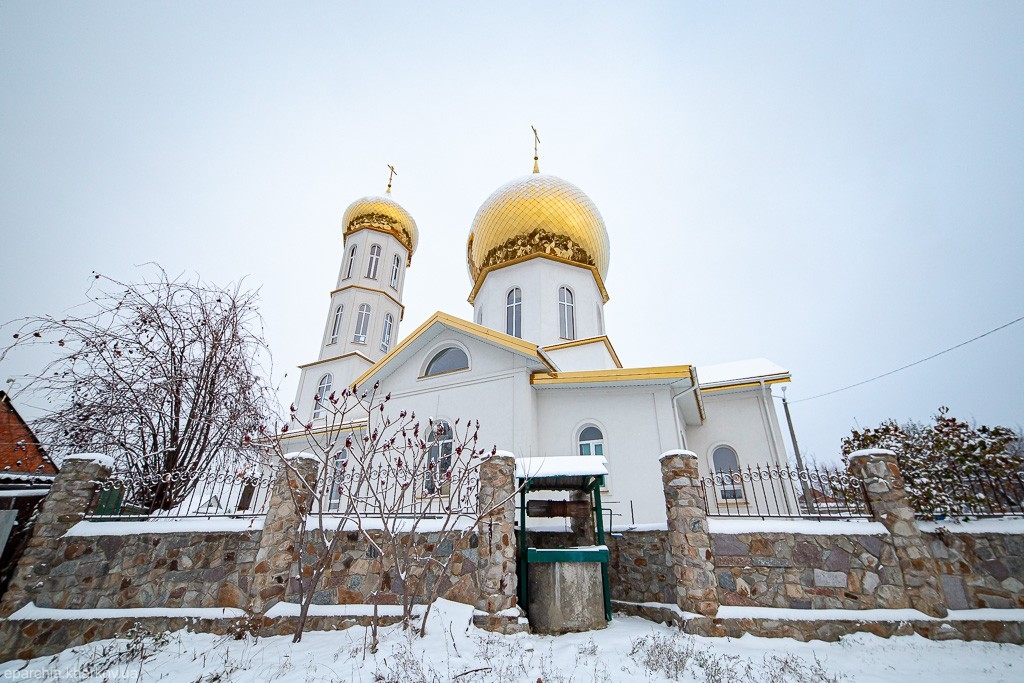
[700,377,792,393]
[330,284,406,318]
[298,351,373,370]
[530,365,693,386]
[353,311,555,388]
[542,336,623,369]
[466,253,610,305]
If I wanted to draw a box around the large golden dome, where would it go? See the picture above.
[342,194,418,263]
[467,174,610,284]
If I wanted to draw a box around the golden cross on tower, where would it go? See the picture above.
[531,125,541,173]
[386,164,397,194]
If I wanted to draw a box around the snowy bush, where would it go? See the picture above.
[841,407,1022,520]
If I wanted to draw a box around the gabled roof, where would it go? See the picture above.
[696,358,791,392]
[353,311,557,388]
[0,391,58,474]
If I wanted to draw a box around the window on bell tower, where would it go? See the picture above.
[380,313,394,352]
[353,304,371,344]
[558,286,575,340]
[506,287,522,338]
[344,245,358,280]
[366,244,381,279]
[390,254,401,289]
[328,304,343,345]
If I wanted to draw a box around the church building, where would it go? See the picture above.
[285,158,793,525]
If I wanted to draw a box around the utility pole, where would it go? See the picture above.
[782,386,815,513]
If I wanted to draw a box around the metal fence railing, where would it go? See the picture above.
[317,463,480,519]
[85,464,278,521]
[913,469,1024,521]
[699,463,871,520]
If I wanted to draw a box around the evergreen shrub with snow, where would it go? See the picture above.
[841,407,1022,520]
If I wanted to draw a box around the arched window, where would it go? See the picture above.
[424,347,469,376]
[578,425,604,457]
[344,245,358,280]
[712,445,743,500]
[366,244,381,279]
[313,373,333,419]
[390,254,401,289]
[558,286,575,340]
[506,287,522,338]
[425,421,453,494]
[380,313,394,353]
[328,304,343,345]
[353,304,371,344]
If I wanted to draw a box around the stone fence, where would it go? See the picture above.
[608,449,1023,620]
[0,453,519,661]
[3,448,1023,660]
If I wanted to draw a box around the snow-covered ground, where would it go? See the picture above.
[2,600,1021,682]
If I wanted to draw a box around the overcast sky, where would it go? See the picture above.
[2,1,1022,463]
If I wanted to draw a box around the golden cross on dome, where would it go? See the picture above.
[531,125,541,173]
[386,164,397,194]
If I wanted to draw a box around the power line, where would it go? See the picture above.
[790,314,1024,404]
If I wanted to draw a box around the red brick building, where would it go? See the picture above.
[1,391,57,598]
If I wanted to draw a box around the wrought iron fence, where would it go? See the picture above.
[85,463,278,521]
[699,463,870,520]
[317,462,480,519]
[914,469,1024,520]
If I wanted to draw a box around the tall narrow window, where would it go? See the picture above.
[313,373,333,419]
[380,313,394,352]
[353,304,371,344]
[328,304,344,345]
[578,426,604,457]
[344,245,358,279]
[712,445,743,500]
[506,287,522,338]
[390,254,401,289]
[425,421,453,494]
[558,286,575,340]
[366,244,381,279]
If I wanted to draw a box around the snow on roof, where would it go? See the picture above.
[515,455,608,479]
[697,357,789,386]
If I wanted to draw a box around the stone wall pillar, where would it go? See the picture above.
[251,453,320,613]
[848,448,948,617]
[474,453,517,613]
[0,454,111,617]
[660,450,719,616]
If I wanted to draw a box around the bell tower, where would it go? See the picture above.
[292,168,418,423]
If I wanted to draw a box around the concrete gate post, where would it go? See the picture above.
[474,453,517,614]
[0,454,112,617]
[848,448,948,617]
[660,450,719,616]
[252,453,321,613]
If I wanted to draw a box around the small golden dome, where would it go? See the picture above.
[466,174,610,284]
[342,195,418,262]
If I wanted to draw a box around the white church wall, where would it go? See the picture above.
[372,329,543,459]
[687,386,788,471]
[534,386,680,525]
[473,259,604,347]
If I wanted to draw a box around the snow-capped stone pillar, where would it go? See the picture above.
[848,449,948,618]
[474,453,518,614]
[252,453,321,613]
[0,454,112,617]
[660,450,719,616]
